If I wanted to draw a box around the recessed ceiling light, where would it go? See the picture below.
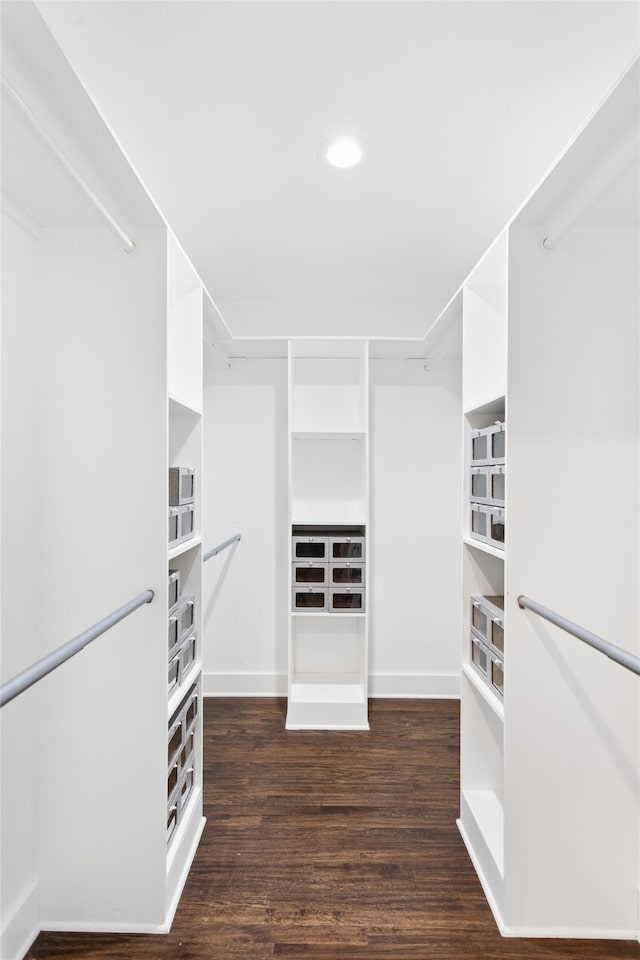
[322,136,368,169]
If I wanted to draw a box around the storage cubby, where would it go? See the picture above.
[287,341,369,730]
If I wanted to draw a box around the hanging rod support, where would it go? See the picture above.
[518,595,640,677]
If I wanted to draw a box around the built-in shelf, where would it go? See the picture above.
[463,536,504,560]
[290,677,365,703]
[462,663,504,720]
[169,394,202,418]
[287,340,369,730]
[168,536,202,561]
[460,788,504,877]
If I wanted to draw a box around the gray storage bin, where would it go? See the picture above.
[470,635,491,682]
[470,503,505,550]
[329,587,365,613]
[169,466,195,506]
[488,506,505,548]
[292,536,328,561]
[330,562,365,586]
[168,568,180,613]
[470,421,505,466]
[470,595,504,658]
[176,595,195,640]
[330,536,365,561]
[292,586,328,612]
[489,463,505,506]
[167,801,178,846]
[470,466,491,504]
[169,504,195,548]
[491,656,504,699]
[168,653,180,695]
[291,562,328,586]
[179,628,196,680]
[168,614,180,657]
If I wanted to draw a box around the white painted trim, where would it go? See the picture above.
[457,818,508,935]
[204,672,460,699]
[164,816,206,932]
[0,880,39,960]
[40,920,168,935]
[369,673,460,699]
[458,819,638,941]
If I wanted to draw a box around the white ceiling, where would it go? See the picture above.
[31,1,640,340]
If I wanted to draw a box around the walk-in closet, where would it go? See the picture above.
[1,2,639,959]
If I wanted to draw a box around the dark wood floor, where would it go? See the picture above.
[29,698,640,959]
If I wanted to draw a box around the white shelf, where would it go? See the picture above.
[169,394,202,418]
[168,535,202,561]
[463,536,505,560]
[291,503,366,526]
[290,677,365,704]
[292,612,366,619]
[460,789,504,877]
[462,663,504,721]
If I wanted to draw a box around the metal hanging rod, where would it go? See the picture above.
[518,595,640,677]
[1,76,136,253]
[0,590,154,708]
[204,534,242,563]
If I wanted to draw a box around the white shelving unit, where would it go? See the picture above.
[287,340,370,729]
[0,8,205,955]
[457,58,639,939]
[165,235,205,916]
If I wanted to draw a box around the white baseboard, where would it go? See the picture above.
[203,672,460,699]
[1,880,39,960]
[369,673,460,698]
[203,672,287,696]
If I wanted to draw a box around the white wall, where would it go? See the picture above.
[202,348,462,698]
[370,356,462,697]
[1,213,41,960]
[202,356,289,695]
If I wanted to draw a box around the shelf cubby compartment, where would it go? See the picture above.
[458,669,505,919]
[290,339,368,435]
[287,614,368,730]
[290,435,366,525]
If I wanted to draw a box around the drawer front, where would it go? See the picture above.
[291,562,329,586]
[491,656,504,699]
[168,653,180,695]
[489,463,505,506]
[177,596,195,640]
[169,466,195,506]
[329,587,365,613]
[329,537,365,561]
[470,635,490,681]
[470,466,491,504]
[168,568,180,612]
[292,587,328,612]
[330,563,365,586]
[292,536,328,561]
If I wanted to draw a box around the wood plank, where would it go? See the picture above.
[27,699,640,960]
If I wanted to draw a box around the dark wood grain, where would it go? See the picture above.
[28,699,640,959]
